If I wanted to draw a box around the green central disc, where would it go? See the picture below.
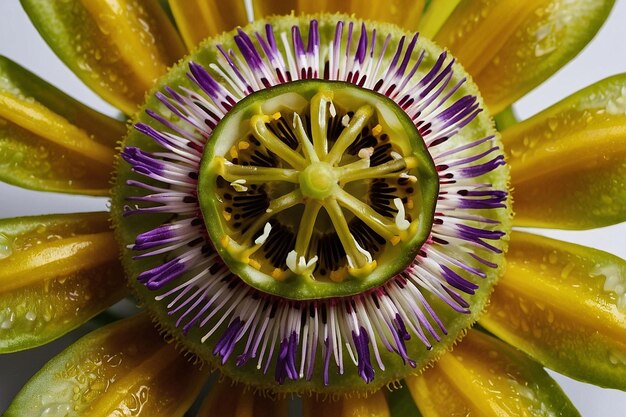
[198,80,439,300]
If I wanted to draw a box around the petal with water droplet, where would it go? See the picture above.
[406,330,580,417]
[0,58,119,195]
[480,231,626,391]
[0,213,127,353]
[21,0,186,115]
[504,74,626,229]
[434,0,614,113]
[3,314,209,416]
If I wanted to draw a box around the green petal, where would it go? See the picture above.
[480,231,626,391]
[504,74,626,229]
[406,330,580,417]
[388,384,424,417]
[196,380,288,417]
[0,212,127,353]
[3,314,209,417]
[303,389,391,417]
[434,0,614,114]
[0,57,119,195]
[21,0,186,115]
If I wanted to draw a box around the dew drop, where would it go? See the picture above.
[0,232,13,260]
[39,404,72,417]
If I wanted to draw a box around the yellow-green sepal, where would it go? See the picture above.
[406,330,581,417]
[0,212,127,353]
[504,74,626,229]
[3,314,209,417]
[434,0,614,114]
[0,57,120,195]
[480,231,626,391]
[20,0,186,115]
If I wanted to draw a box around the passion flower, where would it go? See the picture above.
[0,1,624,416]
[114,16,508,392]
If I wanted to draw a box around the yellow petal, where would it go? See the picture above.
[0,212,127,353]
[435,0,614,113]
[168,0,250,50]
[406,330,580,417]
[196,380,288,417]
[3,314,209,417]
[504,74,626,229]
[303,389,390,417]
[297,1,425,30]
[0,90,114,195]
[417,0,463,38]
[480,231,626,391]
[21,0,186,115]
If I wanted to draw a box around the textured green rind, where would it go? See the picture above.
[0,213,127,353]
[111,14,511,394]
[198,79,439,300]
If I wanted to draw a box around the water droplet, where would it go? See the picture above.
[26,311,37,321]
[39,403,72,417]
[0,232,12,260]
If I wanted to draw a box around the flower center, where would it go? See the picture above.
[299,162,338,199]
[198,80,439,300]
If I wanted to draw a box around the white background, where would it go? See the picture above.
[0,0,625,415]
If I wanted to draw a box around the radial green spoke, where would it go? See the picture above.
[335,189,399,240]
[241,189,303,243]
[310,90,333,159]
[325,104,374,165]
[339,156,416,183]
[294,201,322,259]
[216,157,300,183]
[251,114,308,170]
[324,198,373,274]
[293,112,320,163]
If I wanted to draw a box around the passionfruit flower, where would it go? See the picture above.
[0,0,625,416]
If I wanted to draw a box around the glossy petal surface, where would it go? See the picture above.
[3,314,208,417]
[298,0,425,30]
[0,56,125,146]
[21,0,186,115]
[196,381,288,417]
[0,58,119,195]
[406,330,580,417]
[168,0,250,49]
[303,389,390,417]
[505,74,626,229]
[417,0,462,38]
[435,0,614,113]
[0,213,127,353]
[481,231,626,390]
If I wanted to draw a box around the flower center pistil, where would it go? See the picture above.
[199,80,439,300]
